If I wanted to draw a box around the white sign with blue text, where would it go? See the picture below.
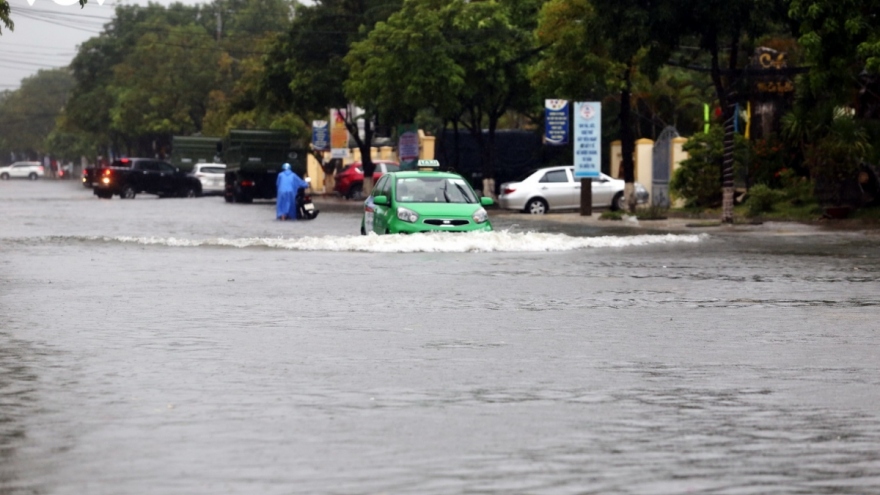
[573,102,601,179]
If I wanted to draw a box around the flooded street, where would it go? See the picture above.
[1,180,879,494]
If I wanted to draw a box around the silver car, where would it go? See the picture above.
[190,163,226,195]
[498,166,649,214]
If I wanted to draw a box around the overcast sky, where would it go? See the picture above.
[0,0,211,91]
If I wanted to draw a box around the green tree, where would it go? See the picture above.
[261,0,403,191]
[533,0,674,211]
[344,0,541,196]
[109,23,220,139]
[0,69,74,160]
[789,0,880,105]
[659,0,791,221]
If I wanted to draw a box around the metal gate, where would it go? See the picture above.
[652,126,679,208]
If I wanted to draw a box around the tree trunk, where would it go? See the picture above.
[346,108,375,196]
[721,96,736,223]
[620,64,636,213]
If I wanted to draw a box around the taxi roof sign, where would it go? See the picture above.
[417,159,440,170]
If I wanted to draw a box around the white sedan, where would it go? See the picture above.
[498,166,649,214]
[0,161,45,180]
[190,163,226,195]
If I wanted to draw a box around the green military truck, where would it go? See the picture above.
[222,129,302,203]
[170,136,223,173]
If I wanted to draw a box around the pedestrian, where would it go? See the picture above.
[276,162,309,220]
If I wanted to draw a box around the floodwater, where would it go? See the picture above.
[1,180,879,494]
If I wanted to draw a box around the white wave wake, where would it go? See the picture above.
[92,231,706,253]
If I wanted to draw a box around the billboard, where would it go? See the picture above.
[330,109,348,159]
[544,99,569,145]
[573,102,601,179]
[311,120,329,151]
[397,124,420,170]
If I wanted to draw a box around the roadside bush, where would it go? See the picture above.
[670,126,749,208]
[777,168,814,205]
[599,210,624,221]
[744,184,783,217]
[635,204,668,220]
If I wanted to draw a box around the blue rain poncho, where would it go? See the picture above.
[276,164,309,220]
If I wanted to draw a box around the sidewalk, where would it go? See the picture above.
[312,193,879,236]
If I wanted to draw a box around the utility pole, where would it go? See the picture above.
[216,12,222,42]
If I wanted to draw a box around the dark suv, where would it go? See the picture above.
[92,158,202,199]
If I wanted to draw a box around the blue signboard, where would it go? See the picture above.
[312,120,329,151]
[544,99,569,145]
[573,102,601,179]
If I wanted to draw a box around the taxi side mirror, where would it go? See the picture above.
[480,197,494,206]
[373,195,390,206]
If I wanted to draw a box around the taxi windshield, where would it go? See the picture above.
[395,177,478,204]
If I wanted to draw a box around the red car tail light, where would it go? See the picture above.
[241,180,254,187]
[503,187,516,194]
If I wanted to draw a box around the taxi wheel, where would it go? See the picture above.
[525,198,548,215]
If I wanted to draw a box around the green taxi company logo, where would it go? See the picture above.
[27,0,105,5]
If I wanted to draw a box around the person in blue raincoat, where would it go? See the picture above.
[276,163,309,220]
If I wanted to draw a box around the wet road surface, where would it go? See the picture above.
[1,181,879,494]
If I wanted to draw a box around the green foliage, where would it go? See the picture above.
[790,0,880,103]
[0,69,74,159]
[59,0,292,157]
[341,0,540,178]
[805,116,871,181]
[635,204,668,220]
[0,0,11,34]
[109,23,220,137]
[599,210,624,221]
[777,167,814,205]
[747,135,790,187]
[669,126,749,208]
[744,184,783,217]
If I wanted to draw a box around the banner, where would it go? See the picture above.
[330,109,348,159]
[573,102,601,179]
[544,99,569,145]
[311,120,329,151]
[397,124,420,170]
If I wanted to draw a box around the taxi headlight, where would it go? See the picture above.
[397,207,419,223]
[472,208,488,223]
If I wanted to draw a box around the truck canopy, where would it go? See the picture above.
[171,136,223,172]
[223,130,294,173]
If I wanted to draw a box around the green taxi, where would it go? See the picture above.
[360,161,494,235]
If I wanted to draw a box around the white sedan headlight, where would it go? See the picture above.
[397,207,419,223]
[472,208,488,223]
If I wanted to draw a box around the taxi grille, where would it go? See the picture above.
[424,219,470,226]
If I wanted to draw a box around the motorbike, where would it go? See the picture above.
[297,186,320,220]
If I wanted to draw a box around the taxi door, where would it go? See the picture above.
[368,175,392,234]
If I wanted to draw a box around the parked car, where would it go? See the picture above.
[190,163,226,195]
[361,160,494,235]
[498,166,649,214]
[0,161,45,180]
[334,160,400,199]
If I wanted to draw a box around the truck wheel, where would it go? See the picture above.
[120,186,136,199]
